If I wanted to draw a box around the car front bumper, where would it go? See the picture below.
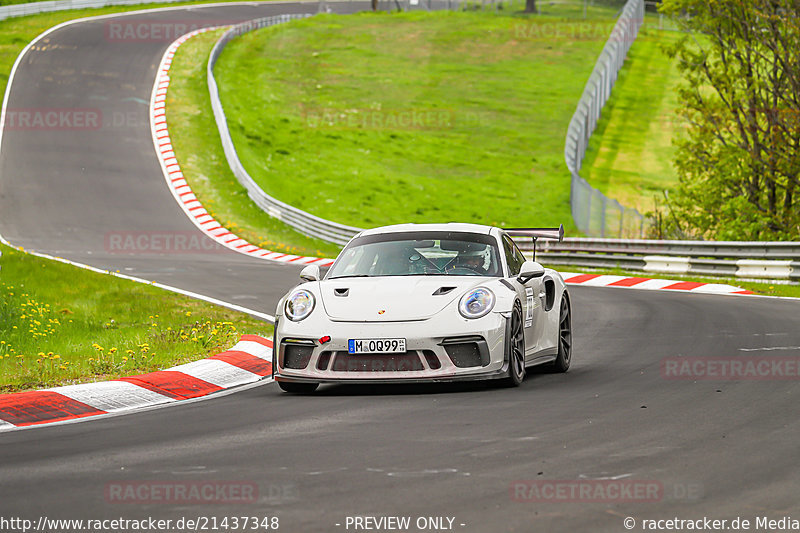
[273,312,510,384]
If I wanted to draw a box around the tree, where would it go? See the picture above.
[524,0,537,13]
[657,0,800,240]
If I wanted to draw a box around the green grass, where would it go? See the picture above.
[167,29,342,258]
[0,242,273,393]
[0,2,288,394]
[208,7,623,234]
[579,25,683,214]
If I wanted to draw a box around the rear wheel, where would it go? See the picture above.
[549,293,572,373]
[502,303,526,387]
[278,381,319,394]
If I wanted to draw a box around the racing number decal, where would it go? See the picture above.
[524,287,534,328]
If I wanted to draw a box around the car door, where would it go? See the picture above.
[502,235,544,356]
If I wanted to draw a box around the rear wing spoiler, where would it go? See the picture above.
[504,224,564,261]
[505,225,564,242]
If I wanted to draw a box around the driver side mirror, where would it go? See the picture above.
[299,264,320,282]
[517,260,545,284]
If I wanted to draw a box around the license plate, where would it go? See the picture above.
[348,338,406,354]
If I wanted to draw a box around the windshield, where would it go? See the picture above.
[327,231,502,279]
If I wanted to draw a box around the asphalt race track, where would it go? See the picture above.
[1,3,800,532]
[0,2,367,310]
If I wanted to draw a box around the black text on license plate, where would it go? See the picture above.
[348,338,406,354]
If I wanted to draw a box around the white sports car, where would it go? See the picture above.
[272,223,572,393]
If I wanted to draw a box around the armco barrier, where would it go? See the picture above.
[518,238,800,281]
[0,0,191,21]
[565,0,649,238]
[207,13,364,246]
[206,3,460,245]
[209,2,647,244]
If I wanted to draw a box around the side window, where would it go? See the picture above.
[502,235,524,276]
[512,240,526,271]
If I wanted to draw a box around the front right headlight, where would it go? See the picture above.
[285,289,315,321]
[458,287,495,319]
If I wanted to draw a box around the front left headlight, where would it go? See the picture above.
[459,287,495,319]
[285,289,315,321]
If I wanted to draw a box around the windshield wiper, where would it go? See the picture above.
[327,275,372,279]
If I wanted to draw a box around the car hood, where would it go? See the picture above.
[318,276,491,322]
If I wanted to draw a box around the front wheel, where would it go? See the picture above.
[548,293,572,373]
[502,303,526,387]
[278,381,319,394]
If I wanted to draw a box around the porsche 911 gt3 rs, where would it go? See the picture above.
[272,223,572,393]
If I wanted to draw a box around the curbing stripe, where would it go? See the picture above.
[150,27,337,269]
[0,335,274,431]
[230,340,273,360]
[662,281,706,291]
[210,350,272,376]
[0,391,106,427]
[47,381,174,413]
[562,273,600,284]
[168,359,261,389]
[561,272,752,295]
[118,371,223,400]
[240,334,273,347]
[607,277,649,287]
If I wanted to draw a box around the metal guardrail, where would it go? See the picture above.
[207,14,365,246]
[565,0,649,238]
[207,2,460,245]
[0,0,190,21]
[516,238,800,280]
[208,0,651,244]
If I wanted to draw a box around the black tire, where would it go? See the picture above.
[278,381,319,394]
[548,293,572,373]
[502,303,526,387]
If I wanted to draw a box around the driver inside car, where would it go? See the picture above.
[453,249,489,275]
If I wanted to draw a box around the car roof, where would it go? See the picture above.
[356,223,500,238]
